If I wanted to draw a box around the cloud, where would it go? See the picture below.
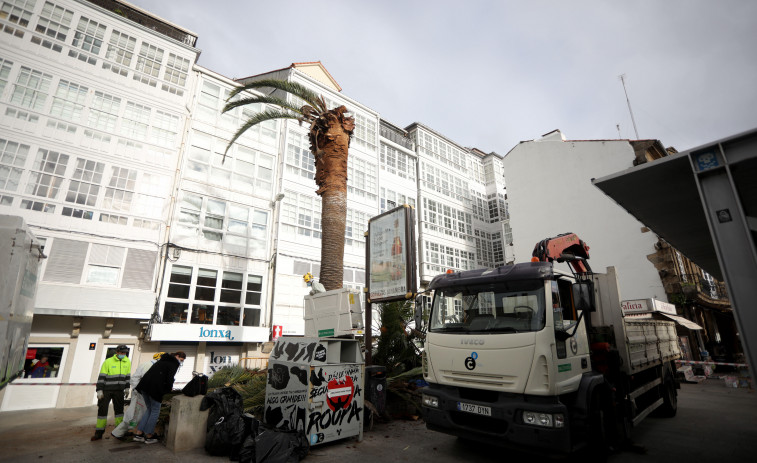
[129,0,757,152]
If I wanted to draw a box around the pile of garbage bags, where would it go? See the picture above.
[200,387,309,462]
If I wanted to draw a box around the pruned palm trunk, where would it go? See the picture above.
[311,106,354,291]
[224,79,354,292]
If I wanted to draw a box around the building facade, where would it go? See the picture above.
[503,130,668,301]
[0,0,517,410]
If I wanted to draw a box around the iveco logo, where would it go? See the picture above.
[461,338,485,345]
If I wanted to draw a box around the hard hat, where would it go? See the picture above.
[153,352,165,360]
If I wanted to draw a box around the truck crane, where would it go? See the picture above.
[417,233,680,456]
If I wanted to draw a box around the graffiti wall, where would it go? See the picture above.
[264,337,364,446]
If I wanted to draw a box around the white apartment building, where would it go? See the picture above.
[0,0,200,410]
[503,129,667,301]
[0,0,516,411]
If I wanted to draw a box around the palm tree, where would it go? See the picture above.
[223,79,354,291]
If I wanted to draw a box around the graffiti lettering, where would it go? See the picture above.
[306,401,363,434]
[310,385,327,399]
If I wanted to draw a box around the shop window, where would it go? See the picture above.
[163,301,187,323]
[163,264,263,327]
[22,346,64,378]
[191,303,213,324]
[217,306,240,326]
[243,308,260,327]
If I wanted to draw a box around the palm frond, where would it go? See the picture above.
[224,109,300,158]
[222,94,302,115]
[227,79,326,113]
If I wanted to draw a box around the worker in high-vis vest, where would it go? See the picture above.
[92,344,131,441]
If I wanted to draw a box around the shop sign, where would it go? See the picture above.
[149,323,268,342]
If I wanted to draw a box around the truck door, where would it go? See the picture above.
[552,279,590,390]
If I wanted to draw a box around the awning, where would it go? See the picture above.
[657,313,703,330]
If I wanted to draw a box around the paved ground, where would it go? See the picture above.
[0,378,755,462]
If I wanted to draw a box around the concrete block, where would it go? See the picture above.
[166,395,208,453]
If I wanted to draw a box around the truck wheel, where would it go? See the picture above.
[657,370,678,418]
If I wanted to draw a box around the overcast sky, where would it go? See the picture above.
[129,0,756,155]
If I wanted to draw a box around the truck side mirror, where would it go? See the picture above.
[572,281,596,312]
[414,294,424,330]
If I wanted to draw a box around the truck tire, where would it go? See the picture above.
[656,369,678,418]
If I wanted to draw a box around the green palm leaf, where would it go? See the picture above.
[227,78,326,113]
[222,94,302,116]
[224,109,299,158]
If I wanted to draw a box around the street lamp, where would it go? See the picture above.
[266,193,285,338]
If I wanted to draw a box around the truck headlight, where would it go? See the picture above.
[422,393,438,408]
[522,411,564,428]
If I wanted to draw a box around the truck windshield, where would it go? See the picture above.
[429,280,546,334]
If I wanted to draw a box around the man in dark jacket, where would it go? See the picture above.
[132,352,186,444]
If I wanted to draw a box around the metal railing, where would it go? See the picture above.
[672,274,729,301]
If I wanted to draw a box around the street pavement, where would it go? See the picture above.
[0,377,754,462]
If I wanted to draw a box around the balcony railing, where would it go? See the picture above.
[671,274,729,302]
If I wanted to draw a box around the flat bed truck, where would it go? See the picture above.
[418,233,680,454]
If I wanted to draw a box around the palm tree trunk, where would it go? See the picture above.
[311,106,354,291]
[320,188,347,290]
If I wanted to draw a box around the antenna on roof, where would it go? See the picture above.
[619,74,640,139]
[616,124,621,139]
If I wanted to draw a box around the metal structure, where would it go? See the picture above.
[593,128,757,371]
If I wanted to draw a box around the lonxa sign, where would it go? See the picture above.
[148,322,268,343]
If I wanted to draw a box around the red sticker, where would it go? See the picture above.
[326,375,354,411]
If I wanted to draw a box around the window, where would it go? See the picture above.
[380,143,415,180]
[0,57,12,94]
[103,29,135,76]
[32,1,72,51]
[82,129,111,152]
[0,138,28,192]
[176,192,269,257]
[345,208,368,248]
[134,41,163,86]
[352,112,376,152]
[347,156,377,201]
[65,157,103,207]
[99,213,127,225]
[103,166,136,212]
[196,80,220,122]
[25,149,69,199]
[69,16,106,65]
[20,199,55,213]
[49,79,87,121]
[163,265,264,327]
[133,218,159,230]
[286,130,314,180]
[88,91,121,132]
[120,101,150,140]
[151,110,179,147]
[10,66,52,111]
[1,0,35,38]
[22,345,65,379]
[86,244,124,285]
[380,187,415,213]
[243,275,262,326]
[162,53,189,95]
[280,190,321,239]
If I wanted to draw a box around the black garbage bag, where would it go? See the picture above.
[239,421,309,463]
[200,387,246,459]
[254,426,309,463]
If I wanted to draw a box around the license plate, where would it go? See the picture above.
[456,401,492,416]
